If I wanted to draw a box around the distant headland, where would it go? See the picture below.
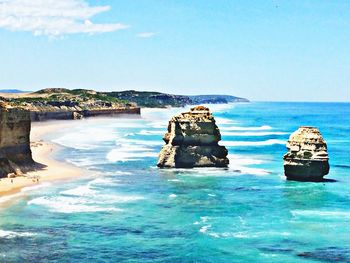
[0,88,249,115]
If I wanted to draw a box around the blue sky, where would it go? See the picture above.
[0,0,349,101]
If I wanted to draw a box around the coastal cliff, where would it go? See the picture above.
[0,102,34,178]
[105,91,249,108]
[104,90,192,108]
[158,106,229,168]
[2,88,140,121]
[283,126,330,181]
[189,95,249,104]
[1,88,249,112]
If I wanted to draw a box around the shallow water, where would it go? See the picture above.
[1,102,350,262]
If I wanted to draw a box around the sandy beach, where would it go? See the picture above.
[0,120,86,203]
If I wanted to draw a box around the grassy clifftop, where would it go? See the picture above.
[2,88,129,110]
[103,90,191,108]
[0,88,249,109]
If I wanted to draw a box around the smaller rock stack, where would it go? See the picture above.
[157,106,229,168]
[283,126,330,181]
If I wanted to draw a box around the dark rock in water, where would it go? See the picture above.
[283,126,330,182]
[297,247,350,262]
[157,106,229,168]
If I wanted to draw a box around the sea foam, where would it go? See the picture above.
[107,149,158,162]
[291,210,350,218]
[228,154,270,176]
[60,184,145,203]
[221,125,273,131]
[28,196,122,213]
[0,230,36,238]
[116,138,164,146]
[52,128,118,150]
[20,183,53,193]
[221,131,287,136]
[137,130,164,135]
[61,185,97,197]
[28,180,145,214]
[224,139,285,147]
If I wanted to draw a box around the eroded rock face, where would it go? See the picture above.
[283,126,330,181]
[157,106,229,168]
[0,103,34,178]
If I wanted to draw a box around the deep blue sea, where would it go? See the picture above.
[1,102,350,263]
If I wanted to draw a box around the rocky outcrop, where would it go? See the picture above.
[0,102,34,178]
[283,126,330,181]
[157,106,229,168]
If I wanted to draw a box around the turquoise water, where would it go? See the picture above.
[1,102,350,262]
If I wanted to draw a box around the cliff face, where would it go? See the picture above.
[157,106,229,168]
[283,126,330,181]
[28,105,140,121]
[0,103,34,178]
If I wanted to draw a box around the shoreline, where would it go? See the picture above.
[0,120,87,206]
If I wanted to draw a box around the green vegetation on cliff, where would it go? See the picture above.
[0,88,249,110]
[3,88,129,109]
[103,90,191,108]
[0,88,140,121]
[102,90,249,107]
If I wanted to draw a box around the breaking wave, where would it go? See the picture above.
[107,148,158,162]
[221,131,287,136]
[291,210,350,218]
[0,230,36,238]
[221,125,273,131]
[223,139,285,147]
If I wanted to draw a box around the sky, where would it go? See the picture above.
[0,0,349,101]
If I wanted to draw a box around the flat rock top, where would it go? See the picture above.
[285,126,329,162]
[288,126,326,144]
[171,106,214,123]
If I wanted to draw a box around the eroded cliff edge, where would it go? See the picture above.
[0,102,35,178]
[157,106,229,168]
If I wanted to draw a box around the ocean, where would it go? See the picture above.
[1,102,350,262]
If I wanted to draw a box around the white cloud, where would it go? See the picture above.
[0,0,129,36]
[137,32,156,38]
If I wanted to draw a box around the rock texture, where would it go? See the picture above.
[157,106,229,168]
[0,102,34,178]
[283,126,330,181]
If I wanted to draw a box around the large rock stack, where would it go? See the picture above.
[283,126,330,181]
[0,102,35,178]
[157,106,229,168]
